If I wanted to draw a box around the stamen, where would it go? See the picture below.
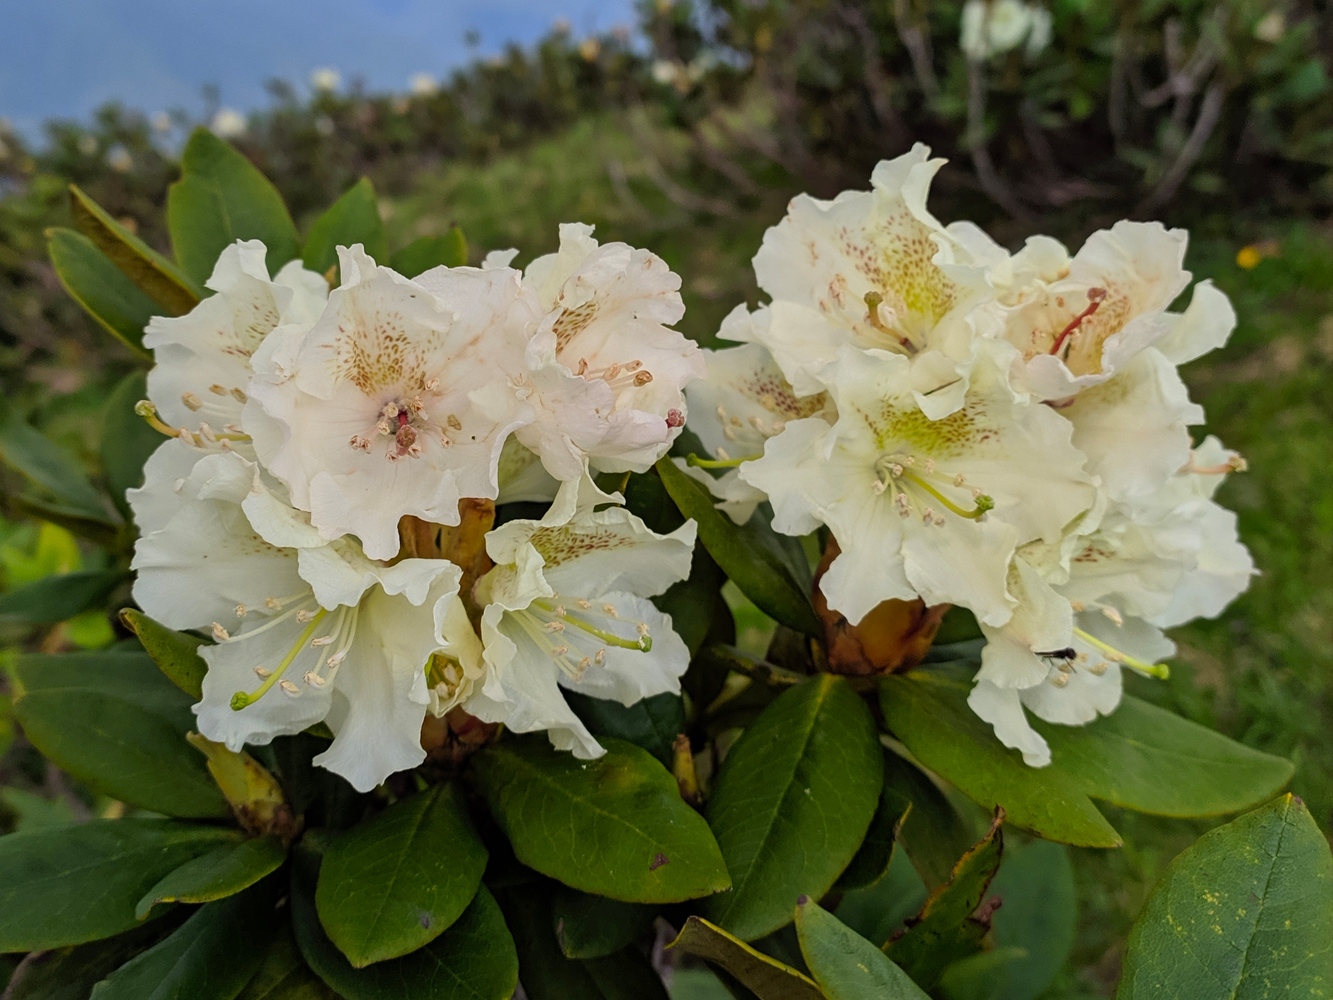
[1048,287,1107,357]
[1073,627,1170,679]
[253,666,271,678]
[235,604,247,618]
[212,622,230,641]
[279,680,300,696]
[209,384,229,396]
[181,392,203,411]
[230,609,328,710]
[863,291,916,353]
[230,387,248,403]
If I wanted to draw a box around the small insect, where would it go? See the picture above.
[1035,647,1077,662]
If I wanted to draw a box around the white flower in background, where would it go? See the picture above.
[151,111,173,134]
[310,67,341,92]
[514,223,703,480]
[249,246,535,561]
[465,474,695,757]
[749,145,1000,417]
[210,108,247,139]
[106,145,133,173]
[739,343,1096,627]
[129,446,462,791]
[960,0,1052,61]
[409,72,438,97]
[142,239,326,441]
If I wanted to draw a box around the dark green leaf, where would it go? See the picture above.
[47,228,155,358]
[0,922,169,1000]
[704,675,882,940]
[1035,696,1295,818]
[884,814,1003,989]
[836,847,928,947]
[582,949,671,1000]
[0,819,241,951]
[103,372,166,520]
[667,916,823,1000]
[13,651,228,817]
[471,735,729,904]
[835,783,910,892]
[302,179,388,275]
[9,494,121,549]
[136,835,288,919]
[91,879,279,1000]
[168,128,301,283]
[563,690,685,769]
[879,673,1121,848]
[551,885,656,959]
[120,608,208,698]
[316,783,487,966]
[1117,794,1333,1000]
[882,749,977,890]
[656,457,819,636]
[985,840,1076,1000]
[0,390,115,523]
[390,229,468,277]
[236,927,340,1000]
[0,570,122,624]
[936,948,1031,1000]
[292,844,518,1000]
[69,183,202,314]
[795,900,930,1000]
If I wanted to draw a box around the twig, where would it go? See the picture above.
[893,0,939,101]
[1136,81,1227,216]
[966,61,1034,222]
[841,5,909,145]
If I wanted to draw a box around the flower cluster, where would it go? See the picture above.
[130,231,701,790]
[685,144,1253,766]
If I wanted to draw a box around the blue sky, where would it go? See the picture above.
[0,0,639,135]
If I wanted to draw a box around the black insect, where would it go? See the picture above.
[1035,647,1077,662]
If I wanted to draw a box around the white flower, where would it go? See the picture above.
[249,246,535,561]
[750,145,999,417]
[210,108,247,139]
[739,343,1096,627]
[129,446,462,791]
[465,474,696,757]
[514,223,703,479]
[409,72,438,96]
[960,0,1051,60]
[310,67,341,92]
[142,240,327,443]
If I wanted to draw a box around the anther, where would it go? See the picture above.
[304,671,327,688]
[254,666,272,678]
[551,646,569,657]
[265,597,281,609]
[1050,672,1070,687]
[311,635,334,647]
[603,604,618,617]
[1101,606,1124,626]
[230,387,248,403]
[181,392,203,411]
[209,384,229,395]
[279,680,300,696]
[633,371,653,386]
[543,621,566,633]
[595,649,606,665]
[577,599,592,610]
[212,622,231,641]
[447,414,462,431]
[235,604,248,618]
[296,610,316,623]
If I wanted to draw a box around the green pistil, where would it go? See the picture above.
[532,600,652,652]
[1073,627,1170,679]
[687,453,760,470]
[230,609,327,710]
[901,469,993,520]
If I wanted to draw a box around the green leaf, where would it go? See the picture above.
[656,457,819,636]
[704,675,882,940]
[879,673,1121,848]
[316,783,487,966]
[835,784,911,892]
[13,650,228,817]
[836,846,927,948]
[0,819,241,951]
[882,749,976,890]
[1035,696,1295,818]
[168,128,301,284]
[103,372,167,520]
[0,391,115,523]
[390,229,468,277]
[884,814,1003,989]
[0,570,122,624]
[120,608,208,698]
[292,845,519,1000]
[302,179,388,275]
[0,923,168,1000]
[582,949,672,1000]
[795,900,931,1000]
[1117,794,1333,999]
[471,735,729,904]
[136,835,288,919]
[666,916,823,1000]
[551,885,656,959]
[68,183,202,314]
[47,228,156,358]
[985,840,1076,1000]
[237,927,340,1000]
[563,690,685,769]
[92,879,278,999]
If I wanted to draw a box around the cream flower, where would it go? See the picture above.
[249,246,535,560]
[514,223,703,480]
[739,343,1096,627]
[465,474,696,757]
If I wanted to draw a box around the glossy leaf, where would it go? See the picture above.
[0,922,168,1000]
[879,673,1121,848]
[1117,794,1333,999]
[704,675,882,940]
[0,819,241,951]
[0,391,115,523]
[136,835,288,919]
[120,608,208,698]
[656,456,819,636]
[985,840,1076,1000]
[316,783,487,966]
[667,916,823,1000]
[68,183,202,314]
[302,178,388,274]
[102,371,166,520]
[0,570,122,624]
[390,229,468,277]
[47,228,155,358]
[471,735,729,903]
[236,927,340,1000]
[882,749,975,890]
[168,128,301,283]
[292,845,518,1000]
[563,690,685,768]
[91,879,279,1000]
[13,650,228,817]
[795,900,930,1000]
[551,885,657,960]
[884,813,1004,989]
[836,846,928,948]
[835,782,911,892]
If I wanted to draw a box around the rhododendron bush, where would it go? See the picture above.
[0,130,1327,1000]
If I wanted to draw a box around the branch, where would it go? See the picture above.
[1136,81,1227,216]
